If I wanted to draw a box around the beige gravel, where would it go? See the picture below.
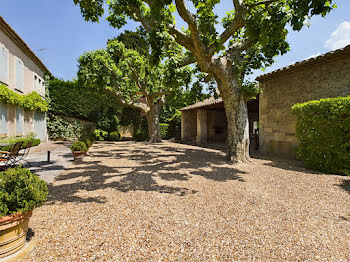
[19,141,350,261]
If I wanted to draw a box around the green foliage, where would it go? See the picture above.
[133,117,149,141]
[159,123,169,139]
[96,115,120,133]
[241,81,262,99]
[83,139,92,148]
[48,78,120,122]
[47,115,83,141]
[109,131,121,141]
[0,133,40,151]
[292,96,350,176]
[0,166,48,217]
[93,129,108,141]
[0,84,48,113]
[71,141,88,152]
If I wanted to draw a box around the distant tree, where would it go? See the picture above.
[77,39,191,142]
[74,0,335,161]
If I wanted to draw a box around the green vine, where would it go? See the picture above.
[0,84,48,112]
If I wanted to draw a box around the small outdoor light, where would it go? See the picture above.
[47,151,51,163]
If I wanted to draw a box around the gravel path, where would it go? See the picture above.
[20,141,350,261]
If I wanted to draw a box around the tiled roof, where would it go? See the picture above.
[256,44,350,82]
[0,16,51,75]
[180,97,223,111]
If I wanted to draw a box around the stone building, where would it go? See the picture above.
[0,16,50,140]
[180,97,259,145]
[181,45,350,157]
[257,44,350,157]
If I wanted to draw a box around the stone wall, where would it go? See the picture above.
[259,54,350,157]
[181,110,197,141]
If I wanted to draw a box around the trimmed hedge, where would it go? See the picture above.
[292,96,350,176]
[0,134,41,151]
[0,84,48,112]
[0,166,48,217]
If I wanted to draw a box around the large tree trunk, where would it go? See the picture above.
[217,77,250,163]
[146,102,162,143]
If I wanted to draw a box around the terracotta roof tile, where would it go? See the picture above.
[180,97,223,111]
[256,44,350,82]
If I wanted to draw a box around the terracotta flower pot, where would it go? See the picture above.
[72,151,87,161]
[0,210,32,258]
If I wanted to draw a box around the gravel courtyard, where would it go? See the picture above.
[21,141,349,261]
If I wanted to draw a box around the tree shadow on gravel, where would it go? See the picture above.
[339,179,350,195]
[47,141,246,204]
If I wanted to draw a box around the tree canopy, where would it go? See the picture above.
[74,0,335,161]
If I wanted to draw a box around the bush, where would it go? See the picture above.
[133,117,149,141]
[159,123,169,139]
[83,139,92,148]
[0,166,48,217]
[0,133,41,151]
[92,129,108,141]
[109,131,121,141]
[71,141,87,152]
[292,96,350,175]
[47,115,83,141]
[96,115,120,133]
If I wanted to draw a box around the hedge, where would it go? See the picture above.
[292,96,350,176]
[0,84,48,113]
[159,123,169,139]
[0,134,41,151]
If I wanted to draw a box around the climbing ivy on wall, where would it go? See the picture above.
[0,84,48,112]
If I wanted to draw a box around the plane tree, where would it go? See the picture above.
[77,39,191,142]
[74,0,335,161]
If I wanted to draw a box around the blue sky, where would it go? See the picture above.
[1,1,350,81]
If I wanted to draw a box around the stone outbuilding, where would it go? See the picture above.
[180,45,350,158]
[257,44,350,157]
[180,97,259,146]
[0,16,51,141]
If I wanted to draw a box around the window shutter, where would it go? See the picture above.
[16,107,23,135]
[15,59,24,90]
[0,46,8,83]
[0,103,8,135]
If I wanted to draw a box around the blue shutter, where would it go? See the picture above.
[16,107,23,135]
[15,59,24,90]
[0,46,8,82]
[0,103,8,135]
[34,112,46,140]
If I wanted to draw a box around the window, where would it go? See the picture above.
[33,73,45,96]
[0,44,9,84]
[15,57,24,91]
[16,107,23,135]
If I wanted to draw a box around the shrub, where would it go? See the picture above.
[0,166,48,217]
[47,115,83,141]
[109,131,121,141]
[133,117,149,141]
[0,133,41,151]
[83,139,92,148]
[93,129,108,141]
[96,115,120,133]
[71,141,87,152]
[292,96,350,175]
[159,123,169,139]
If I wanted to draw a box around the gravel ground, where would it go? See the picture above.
[20,141,350,261]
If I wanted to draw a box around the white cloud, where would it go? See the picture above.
[304,53,321,60]
[325,21,350,50]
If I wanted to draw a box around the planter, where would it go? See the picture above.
[0,210,32,258]
[72,151,87,161]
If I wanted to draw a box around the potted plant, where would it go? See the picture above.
[0,166,48,258]
[71,141,88,161]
